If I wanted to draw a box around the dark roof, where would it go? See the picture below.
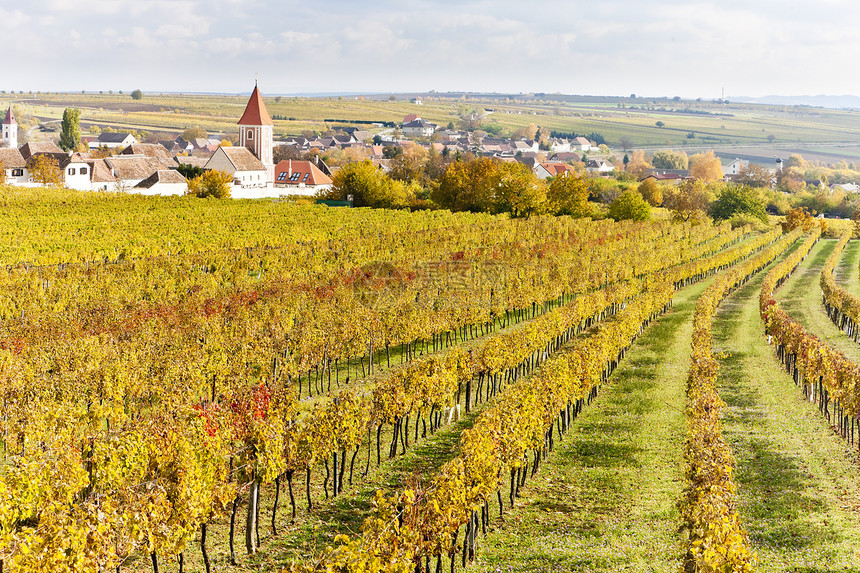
[98,132,135,143]
[403,119,435,129]
[237,85,274,126]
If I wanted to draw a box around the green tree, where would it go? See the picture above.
[186,170,232,198]
[608,190,651,221]
[59,108,81,151]
[547,172,591,217]
[709,185,768,223]
[651,150,689,170]
[495,161,546,218]
[130,89,143,100]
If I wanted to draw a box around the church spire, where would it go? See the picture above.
[237,84,273,126]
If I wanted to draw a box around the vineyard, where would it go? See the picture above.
[3,188,860,572]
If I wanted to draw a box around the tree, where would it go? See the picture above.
[783,207,817,232]
[495,161,546,218]
[131,89,143,100]
[59,108,81,151]
[372,134,383,145]
[28,155,62,186]
[626,150,651,179]
[638,178,663,206]
[186,170,232,198]
[734,164,772,188]
[689,151,723,181]
[389,143,428,183]
[547,172,591,217]
[619,136,633,151]
[655,121,665,128]
[652,150,689,170]
[663,179,713,223]
[608,190,651,221]
[181,126,208,141]
[709,185,768,223]
[325,160,415,208]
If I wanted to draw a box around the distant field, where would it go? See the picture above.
[5,91,860,163]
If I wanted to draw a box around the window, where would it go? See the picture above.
[247,129,254,139]
[69,168,76,175]
[277,172,287,181]
[11,169,22,177]
[290,172,301,181]
[302,172,309,182]
[80,167,87,175]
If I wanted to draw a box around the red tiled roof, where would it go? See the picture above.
[273,160,332,186]
[237,85,274,126]
[3,107,15,125]
[541,163,575,176]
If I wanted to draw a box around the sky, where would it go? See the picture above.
[5,0,860,98]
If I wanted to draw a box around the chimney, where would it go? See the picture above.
[288,159,292,177]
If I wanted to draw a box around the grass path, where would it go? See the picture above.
[777,239,860,364]
[835,237,860,299]
[714,248,860,570]
[466,277,711,572]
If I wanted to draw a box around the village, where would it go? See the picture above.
[0,85,799,200]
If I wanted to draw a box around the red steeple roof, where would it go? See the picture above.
[237,84,273,126]
[3,107,16,125]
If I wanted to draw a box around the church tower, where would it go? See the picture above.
[2,107,17,148]
[238,83,274,182]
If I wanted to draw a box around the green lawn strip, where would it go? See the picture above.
[777,238,860,364]
[465,277,711,572]
[834,236,860,299]
[713,252,860,570]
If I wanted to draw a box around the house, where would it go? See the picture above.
[403,114,419,124]
[204,146,268,189]
[92,132,138,149]
[586,158,615,173]
[535,162,576,179]
[273,160,333,196]
[831,182,860,194]
[134,170,187,196]
[87,159,118,191]
[58,153,93,190]
[402,119,436,138]
[19,141,64,161]
[513,140,539,154]
[0,147,27,183]
[103,155,176,189]
[549,138,571,153]
[722,158,748,176]
[572,137,592,152]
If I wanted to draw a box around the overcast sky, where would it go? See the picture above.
[5,0,860,98]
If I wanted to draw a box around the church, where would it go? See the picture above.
[203,83,280,199]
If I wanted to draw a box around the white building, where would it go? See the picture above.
[204,146,268,191]
[2,107,17,149]
[0,147,26,183]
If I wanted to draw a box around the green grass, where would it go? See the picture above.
[835,238,860,299]
[714,249,860,570]
[777,239,860,364]
[465,278,712,572]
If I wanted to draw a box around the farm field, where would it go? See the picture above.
[7,188,860,573]
[7,91,860,163]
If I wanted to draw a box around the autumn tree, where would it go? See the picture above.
[389,143,428,183]
[433,156,500,212]
[651,150,689,170]
[547,171,591,217]
[783,206,817,232]
[638,177,663,206]
[734,163,772,188]
[181,126,208,141]
[626,150,651,179]
[663,179,713,224]
[28,155,62,186]
[495,161,546,218]
[59,107,81,151]
[608,190,651,221]
[689,151,724,181]
[186,170,232,198]
[326,159,416,208]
